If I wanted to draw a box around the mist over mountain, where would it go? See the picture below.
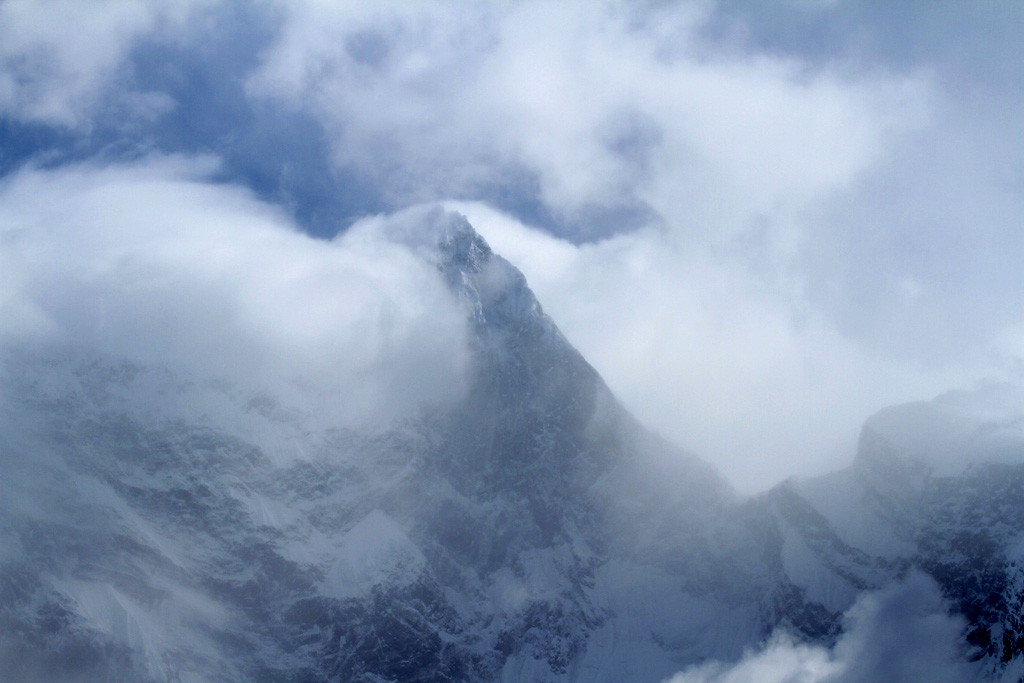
[1,2,1021,681]
[1,210,1021,681]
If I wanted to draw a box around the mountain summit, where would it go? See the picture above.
[1,211,1021,681]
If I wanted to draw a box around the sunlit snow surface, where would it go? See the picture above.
[1,213,1021,681]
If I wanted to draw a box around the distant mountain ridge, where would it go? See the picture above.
[0,210,1020,681]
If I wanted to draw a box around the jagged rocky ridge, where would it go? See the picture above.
[0,210,1021,681]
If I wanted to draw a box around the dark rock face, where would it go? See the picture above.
[0,212,1020,681]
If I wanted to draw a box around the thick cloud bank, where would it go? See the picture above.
[0,158,469,428]
[665,573,971,683]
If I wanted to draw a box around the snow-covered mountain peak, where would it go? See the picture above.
[432,210,544,332]
[345,205,544,335]
[346,204,488,267]
[435,210,493,275]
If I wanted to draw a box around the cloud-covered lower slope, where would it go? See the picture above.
[666,573,969,683]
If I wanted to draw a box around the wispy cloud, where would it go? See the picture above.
[0,0,209,127]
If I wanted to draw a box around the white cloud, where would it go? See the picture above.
[447,201,984,492]
[664,572,970,683]
[0,157,470,428]
[249,0,929,241]
[0,0,210,127]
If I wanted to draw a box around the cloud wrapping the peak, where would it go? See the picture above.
[0,158,470,428]
[241,2,1020,490]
